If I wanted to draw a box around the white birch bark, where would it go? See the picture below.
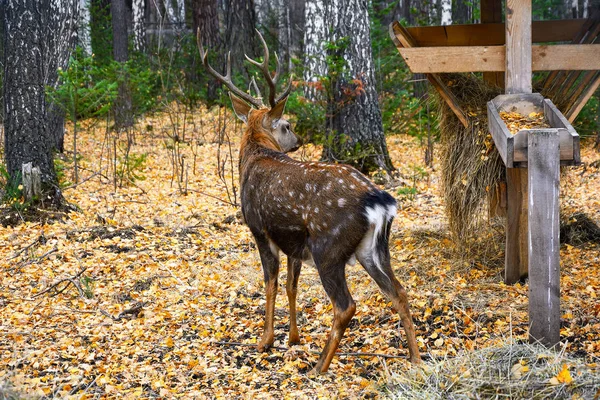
[441,0,452,25]
[303,0,331,100]
[79,0,91,54]
[132,0,145,51]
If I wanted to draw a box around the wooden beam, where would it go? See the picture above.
[566,71,600,122]
[401,19,587,47]
[528,130,561,347]
[396,44,600,73]
[388,22,468,127]
[506,0,532,93]
[482,0,505,89]
[505,168,529,283]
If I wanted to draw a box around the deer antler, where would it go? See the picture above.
[244,29,294,107]
[196,29,263,109]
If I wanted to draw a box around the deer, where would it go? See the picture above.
[198,29,421,375]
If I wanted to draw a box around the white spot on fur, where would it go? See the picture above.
[326,200,332,206]
[314,207,319,213]
[338,198,346,207]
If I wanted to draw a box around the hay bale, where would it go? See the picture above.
[386,341,600,399]
[435,74,504,242]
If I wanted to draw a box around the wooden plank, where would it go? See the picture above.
[533,44,600,71]
[396,44,600,73]
[402,19,587,47]
[543,11,600,93]
[398,46,504,72]
[482,0,505,89]
[544,99,580,164]
[505,168,529,283]
[427,75,469,127]
[388,21,468,128]
[528,130,561,347]
[513,128,572,162]
[506,0,532,94]
[563,70,597,112]
[566,72,600,123]
[487,101,513,167]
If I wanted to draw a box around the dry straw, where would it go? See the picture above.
[435,73,505,245]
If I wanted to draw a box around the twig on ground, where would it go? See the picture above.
[32,266,88,298]
[186,188,239,207]
[10,246,59,273]
[8,234,46,260]
[99,301,147,321]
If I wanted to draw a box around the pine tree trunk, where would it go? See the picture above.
[323,0,393,173]
[112,0,134,130]
[224,0,257,81]
[3,0,62,202]
[192,0,221,104]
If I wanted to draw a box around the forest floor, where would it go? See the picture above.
[1,106,600,399]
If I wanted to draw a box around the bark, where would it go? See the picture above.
[3,0,60,200]
[303,0,329,100]
[441,0,452,25]
[79,0,92,54]
[224,0,257,81]
[323,0,393,173]
[452,0,473,24]
[132,0,146,51]
[45,0,80,153]
[112,0,134,129]
[192,0,220,103]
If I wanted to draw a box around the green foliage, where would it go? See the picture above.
[54,158,73,188]
[573,95,599,141]
[89,0,113,65]
[117,151,147,185]
[285,90,326,142]
[81,275,95,299]
[0,166,29,212]
[46,48,118,121]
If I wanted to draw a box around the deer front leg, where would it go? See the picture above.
[256,237,280,352]
[286,257,302,345]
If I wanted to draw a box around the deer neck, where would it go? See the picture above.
[239,112,282,180]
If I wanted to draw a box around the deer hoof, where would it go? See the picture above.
[257,336,273,352]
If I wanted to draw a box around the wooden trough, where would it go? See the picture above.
[487,93,580,346]
[487,93,580,168]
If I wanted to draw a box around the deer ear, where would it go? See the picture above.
[267,95,289,123]
[229,92,252,123]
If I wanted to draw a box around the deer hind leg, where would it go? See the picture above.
[357,229,421,363]
[309,262,356,375]
[255,237,281,352]
[286,256,302,345]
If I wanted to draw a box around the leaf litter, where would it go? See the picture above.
[0,106,599,398]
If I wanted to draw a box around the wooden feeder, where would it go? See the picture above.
[390,0,600,348]
[487,93,580,168]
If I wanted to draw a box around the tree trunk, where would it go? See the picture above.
[303,0,329,100]
[45,0,80,153]
[323,0,393,173]
[3,0,62,203]
[79,0,92,54]
[132,0,146,51]
[441,0,452,25]
[224,0,257,81]
[112,0,134,129]
[192,0,221,104]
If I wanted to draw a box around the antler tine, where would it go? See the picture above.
[275,73,294,104]
[196,28,263,109]
[245,29,278,108]
[248,76,264,107]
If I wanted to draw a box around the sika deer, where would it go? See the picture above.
[198,30,421,375]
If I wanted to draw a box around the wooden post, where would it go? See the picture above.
[527,130,561,347]
[482,0,504,89]
[505,168,528,283]
[504,0,531,283]
[505,0,532,94]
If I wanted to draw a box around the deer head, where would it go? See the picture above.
[197,29,302,153]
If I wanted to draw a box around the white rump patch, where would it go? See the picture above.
[357,204,397,277]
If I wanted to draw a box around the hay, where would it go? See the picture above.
[561,211,600,246]
[386,341,600,399]
[435,74,504,243]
